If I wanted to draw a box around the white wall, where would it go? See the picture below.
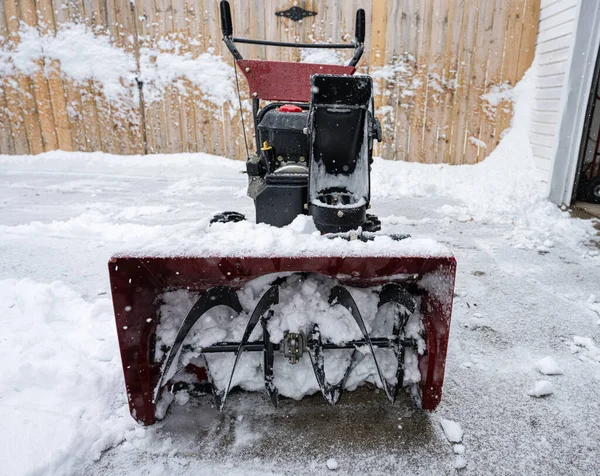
[531,0,581,179]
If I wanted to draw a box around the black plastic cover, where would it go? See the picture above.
[257,109,309,162]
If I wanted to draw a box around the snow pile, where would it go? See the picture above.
[0,279,142,475]
[535,356,563,375]
[0,23,236,109]
[371,66,597,252]
[118,215,450,259]
[156,273,424,405]
[528,380,554,397]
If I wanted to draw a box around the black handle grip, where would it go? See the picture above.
[355,9,365,44]
[220,0,233,37]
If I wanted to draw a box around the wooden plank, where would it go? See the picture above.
[119,0,145,155]
[494,0,526,141]
[368,0,389,158]
[391,0,419,161]
[0,0,20,154]
[204,0,228,157]
[447,0,479,164]
[128,0,148,154]
[374,0,401,160]
[369,0,388,106]
[221,0,252,160]
[183,0,205,154]
[100,0,124,155]
[3,0,44,154]
[18,0,59,152]
[0,86,15,154]
[478,0,508,152]
[517,0,541,79]
[436,0,464,164]
[172,0,195,153]
[135,0,160,154]
[35,0,74,152]
[422,0,450,164]
[68,0,103,151]
[231,0,265,159]
[51,0,88,152]
[463,0,495,164]
[145,0,172,154]
[406,0,432,163]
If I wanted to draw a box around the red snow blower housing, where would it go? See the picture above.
[109,1,456,425]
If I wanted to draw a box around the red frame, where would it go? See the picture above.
[109,254,456,425]
[237,59,356,102]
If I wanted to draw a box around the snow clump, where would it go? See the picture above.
[326,458,339,470]
[535,357,563,375]
[440,418,463,443]
[528,380,554,397]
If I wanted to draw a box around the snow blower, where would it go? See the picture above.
[109,1,456,425]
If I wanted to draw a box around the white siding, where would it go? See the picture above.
[531,0,581,178]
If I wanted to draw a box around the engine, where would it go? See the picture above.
[246,75,382,233]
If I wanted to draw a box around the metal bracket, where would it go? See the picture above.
[275,6,317,22]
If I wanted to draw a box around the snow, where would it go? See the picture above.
[301,48,344,65]
[454,455,468,470]
[535,357,563,375]
[571,336,600,362]
[326,458,339,470]
[453,444,465,455]
[0,64,599,475]
[0,23,236,111]
[528,380,554,398]
[371,66,596,253]
[439,418,463,443]
[155,274,425,405]
[468,136,487,149]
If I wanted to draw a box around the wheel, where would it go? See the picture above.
[585,176,600,204]
[362,213,381,233]
[209,211,246,224]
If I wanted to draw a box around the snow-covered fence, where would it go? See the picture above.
[0,0,539,164]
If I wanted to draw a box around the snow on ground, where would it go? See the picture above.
[1,69,600,475]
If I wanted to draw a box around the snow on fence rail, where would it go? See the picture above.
[0,0,539,164]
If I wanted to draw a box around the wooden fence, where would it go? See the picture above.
[0,0,540,164]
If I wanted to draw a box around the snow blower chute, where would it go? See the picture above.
[109,1,456,425]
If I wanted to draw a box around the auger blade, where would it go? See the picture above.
[307,324,356,405]
[329,285,397,403]
[378,283,416,402]
[262,317,279,407]
[154,286,243,403]
[219,285,279,411]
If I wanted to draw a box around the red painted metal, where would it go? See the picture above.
[278,104,304,113]
[237,59,356,102]
[109,254,456,425]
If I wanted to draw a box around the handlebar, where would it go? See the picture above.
[219,0,365,67]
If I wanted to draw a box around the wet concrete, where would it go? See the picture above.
[152,387,450,474]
